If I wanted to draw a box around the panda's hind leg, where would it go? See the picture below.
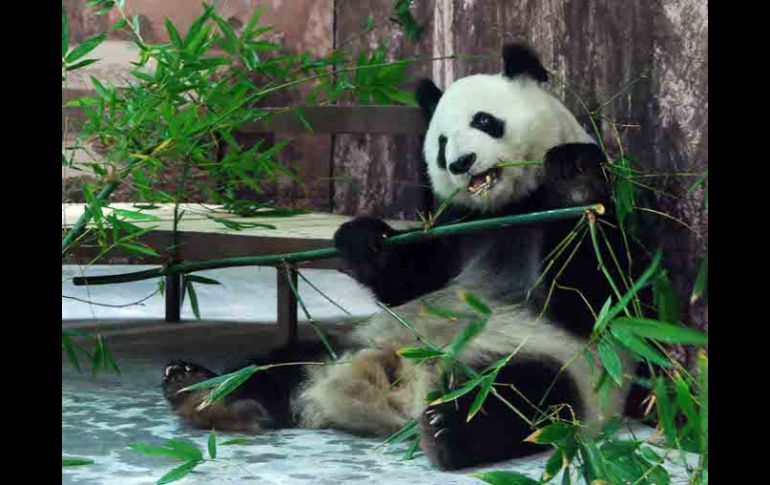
[162,360,267,432]
[420,357,582,470]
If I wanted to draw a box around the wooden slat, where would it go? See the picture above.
[62,89,426,135]
[276,265,299,346]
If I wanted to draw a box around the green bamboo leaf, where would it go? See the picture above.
[691,250,708,304]
[165,18,183,48]
[458,290,492,315]
[243,6,266,36]
[382,419,418,446]
[610,327,672,368]
[654,377,677,446]
[577,435,609,481]
[112,208,160,221]
[698,352,708,457]
[293,106,314,132]
[119,243,161,257]
[444,318,488,361]
[65,59,99,71]
[62,336,82,372]
[167,440,203,461]
[640,446,663,464]
[597,339,623,385]
[466,375,494,422]
[422,303,476,321]
[653,272,682,324]
[91,336,104,378]
[180,367,255,393]
[111,18,128,31]
[156,459,202,485]
[207,431,217,459]
[220,438,251,446]
[396,347,444,359]
[201,366,259,406]
[593,296,613,334]
[429,376,485,405]
[62,458,94,467]
[185,279,201,320]
[90,76,109,99]
[62,7,69,55]
[542,448,564,482]
[186,275,222,285]
[128,443,186,459]
[613,318,708,346]
[66,33,107,63]
[363,14,375,32]
[602,251,662,326]
[525,423,573,444]
[472,471,539,485]
[402,438,420,460]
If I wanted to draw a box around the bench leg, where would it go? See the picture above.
[165,274,182,323]
[277,265,298,347]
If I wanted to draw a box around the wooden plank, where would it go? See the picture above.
[63,89,426,135]
[242,106,426,135]
[276,265,299,346]
[63,203,420,240]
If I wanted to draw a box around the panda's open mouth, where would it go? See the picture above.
[467,167,503,195]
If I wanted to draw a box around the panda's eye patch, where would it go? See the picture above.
[437,135,448,169]
[470,112,504,139]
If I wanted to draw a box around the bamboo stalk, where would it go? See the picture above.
[72,204,604,286]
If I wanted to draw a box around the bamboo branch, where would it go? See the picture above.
[72,204,604,286]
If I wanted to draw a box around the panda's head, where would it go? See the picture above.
[416,44,594,212]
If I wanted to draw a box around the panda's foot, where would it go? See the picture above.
[420,401,470,471]
[162,360,217,406]
[162,360,268,432]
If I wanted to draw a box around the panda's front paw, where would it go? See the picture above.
[162,360,217,405]
[420,402,468,471]
[544,143,605,182]
[333,216,396,264]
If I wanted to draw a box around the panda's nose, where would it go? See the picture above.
[449,153,476,174]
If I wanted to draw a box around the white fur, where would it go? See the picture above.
[293,282,630,435]
[423,74,593,211]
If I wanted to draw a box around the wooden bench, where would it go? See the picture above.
[62,94,427,345]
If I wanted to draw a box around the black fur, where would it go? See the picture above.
[470,111,505,139]
[437,135,448,169]
[333,142,628,338]
[448,153,477,175]
[333,216,462,306]
[502,43,549,82]
[162,339,339,430]
[420,357,582,470]
[415,78,443,121]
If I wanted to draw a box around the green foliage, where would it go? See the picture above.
[62,2,416,261]
[392,0,424,41]
[62,329,120,377]
[473,471,540,484]
[62,457,94,467]
[129,437,212,484]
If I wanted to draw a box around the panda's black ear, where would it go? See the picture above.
[415,79,443,122]
[502,44,549,82]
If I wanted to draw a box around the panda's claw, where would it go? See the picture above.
[161,360,217,404]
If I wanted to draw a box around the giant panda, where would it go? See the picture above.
[161,43,643,471]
